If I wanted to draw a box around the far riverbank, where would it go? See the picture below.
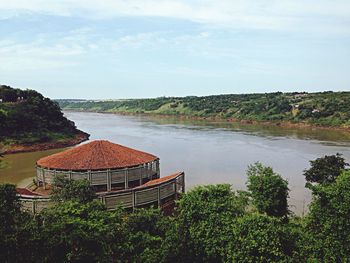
[64,109,350,133]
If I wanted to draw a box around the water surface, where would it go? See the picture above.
[1,111,350,214]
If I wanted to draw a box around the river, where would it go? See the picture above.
[1,111,350,214]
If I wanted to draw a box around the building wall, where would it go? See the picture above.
[36,159,160,191]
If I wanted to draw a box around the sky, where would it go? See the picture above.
[0,0,349,99]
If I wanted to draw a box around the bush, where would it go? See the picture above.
[173,184,248,262]
[247,162,290,218]
[304,153,348,184]
[228,213,298,262]
[303,170,350,260]
[51,175,96,203]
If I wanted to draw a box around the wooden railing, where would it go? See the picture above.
[19,172,185,213]
[36,159,160,191]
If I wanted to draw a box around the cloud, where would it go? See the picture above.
[0,0,349,34]
[0,28,92,71]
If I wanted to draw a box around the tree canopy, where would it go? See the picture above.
[1,157,350,262]
[246,162,290,218]
[0,85,84,145]
[303,170,350,260]
[58,91,350,127]
[51,175,96,204]
[304,153,349,184]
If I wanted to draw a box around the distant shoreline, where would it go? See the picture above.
[64,109,350,133]
[2,131,89,155]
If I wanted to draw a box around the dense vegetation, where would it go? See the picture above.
[0,85,85,146]
[1,154,349,262]
[58,91,350,128]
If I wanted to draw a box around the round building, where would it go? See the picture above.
[36,140,160,191]
[18,140,185,213]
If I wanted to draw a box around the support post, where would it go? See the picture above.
[88,170,91,183]
[42,169,46,190]
[158,186,161,208]
[156,160,160,178]
[107,169,111,192]
[139,166,143,186]
[124,169,128,189]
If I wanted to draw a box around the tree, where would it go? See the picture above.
[0,184,38,263]
[51,175,96,203]
[125,208,169,263]
[246,162,290,218]
[0,184,21,261]
[171,184,248,262]
[303,153,348,184]
[0,146,4,168]
[38,200,127,263]
[0,85,83,143]
[303,170,350,260]
[228,213,299,262]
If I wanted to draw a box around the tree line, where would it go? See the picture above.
[0,85,82,145]
[0,154,349,262]
[59,91,350,127]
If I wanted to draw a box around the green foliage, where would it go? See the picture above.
[1,156,350,262]
[303,170,350,261]
[38,203,170,263]
[0,184,20,225]
[247,162,290,218]
[58,91,350,127]
[51,175,96,203]
[0,184,38,263]
[304,153,349,184]
[0,85,83,145]
[228,213,297,262]
[38,200,126,263]
[125,208,170,263]
[173,184,248,262]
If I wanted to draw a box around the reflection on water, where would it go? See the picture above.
[144,116,350,147]
[1,111,350,215]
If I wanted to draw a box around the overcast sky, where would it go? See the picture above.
[0,0,349,99]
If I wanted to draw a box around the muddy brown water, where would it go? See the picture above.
[1,111,350,214]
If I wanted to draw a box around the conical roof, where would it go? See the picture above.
[37,140,158,170]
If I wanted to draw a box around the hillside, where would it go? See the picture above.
[58,91,350,128]
[0,85,89,153]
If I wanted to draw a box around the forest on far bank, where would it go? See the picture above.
[58,91,350,128]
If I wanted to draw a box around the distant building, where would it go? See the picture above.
[291,104,299,110]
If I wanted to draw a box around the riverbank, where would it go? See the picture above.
[2,131,89,155]
[65,109,350,133]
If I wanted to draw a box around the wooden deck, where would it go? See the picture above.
[18,172,185,213]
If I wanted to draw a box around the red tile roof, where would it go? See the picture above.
[16,188,41,196]
[140,172,183,187]
[37,140,158,171]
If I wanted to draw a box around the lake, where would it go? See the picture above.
[2,111,350,214]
